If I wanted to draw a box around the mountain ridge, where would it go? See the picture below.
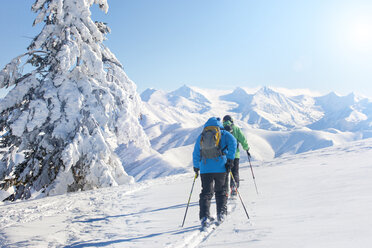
[139,85,372,170]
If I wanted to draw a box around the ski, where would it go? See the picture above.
[204,221,226,232]
[229,195,237,200]
[200,217,226,232]
[200,221,217,232]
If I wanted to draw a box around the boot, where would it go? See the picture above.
[200,216,215,228]
[217,212,227,224]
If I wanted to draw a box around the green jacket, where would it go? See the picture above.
[223,121,249,159]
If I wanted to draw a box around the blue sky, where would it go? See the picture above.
[1,0,372,97]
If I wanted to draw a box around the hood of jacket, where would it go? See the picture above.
[203,117,224,129]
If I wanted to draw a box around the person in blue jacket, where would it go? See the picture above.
[193,117,237,226]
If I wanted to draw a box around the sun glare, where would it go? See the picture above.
[343,15,372,53]
[349,17,372,50]
[329,5,372,54]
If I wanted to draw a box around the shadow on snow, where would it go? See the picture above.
[72,202,199,223]
[64,225,200,248]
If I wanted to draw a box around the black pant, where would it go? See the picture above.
[199,173,228,219]
[230,158,240,188]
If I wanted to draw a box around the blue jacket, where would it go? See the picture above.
[193,117,237,174]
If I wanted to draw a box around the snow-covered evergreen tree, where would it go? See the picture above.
[0,0,150,201]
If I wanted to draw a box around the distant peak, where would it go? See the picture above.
[171,85,194,96]
[140,88,157,102]
[233,87,247,93]
[256,86,278,96]
[325,91,340,97]
[142,88,156,93]
[169,84,210,104]
[346,92,360,101]
[229,87,250,97]
[179,84,194,90]
[320,91,356,102]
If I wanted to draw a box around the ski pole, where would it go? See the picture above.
[247,150,259,195]
[181,173,198,227]
[230,171,250,220]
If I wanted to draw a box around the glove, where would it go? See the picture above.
[193,167,200,178]
[225,159,234,172]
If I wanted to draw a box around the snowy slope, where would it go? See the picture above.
[1,138,371,247]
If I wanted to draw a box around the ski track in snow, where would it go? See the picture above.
[167,200,239,248]
[0,171,250,248]
[0,177,184,247]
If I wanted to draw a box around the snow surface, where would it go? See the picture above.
[0,138,371,247]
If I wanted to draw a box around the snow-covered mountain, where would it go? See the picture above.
[2,84,370,185]
[220,86,323,130]
[309,92,372,134]
[140,85,372,164]
[141,85,211,115]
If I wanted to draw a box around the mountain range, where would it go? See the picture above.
[139,85,372,166]
[2,85,371,182]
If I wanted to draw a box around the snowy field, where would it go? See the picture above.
[1,138,371,248]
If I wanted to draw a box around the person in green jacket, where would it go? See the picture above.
[222,115,250,196]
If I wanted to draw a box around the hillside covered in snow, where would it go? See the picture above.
[1,138,371,247]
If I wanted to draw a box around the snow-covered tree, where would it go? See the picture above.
[0,0,150,201]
